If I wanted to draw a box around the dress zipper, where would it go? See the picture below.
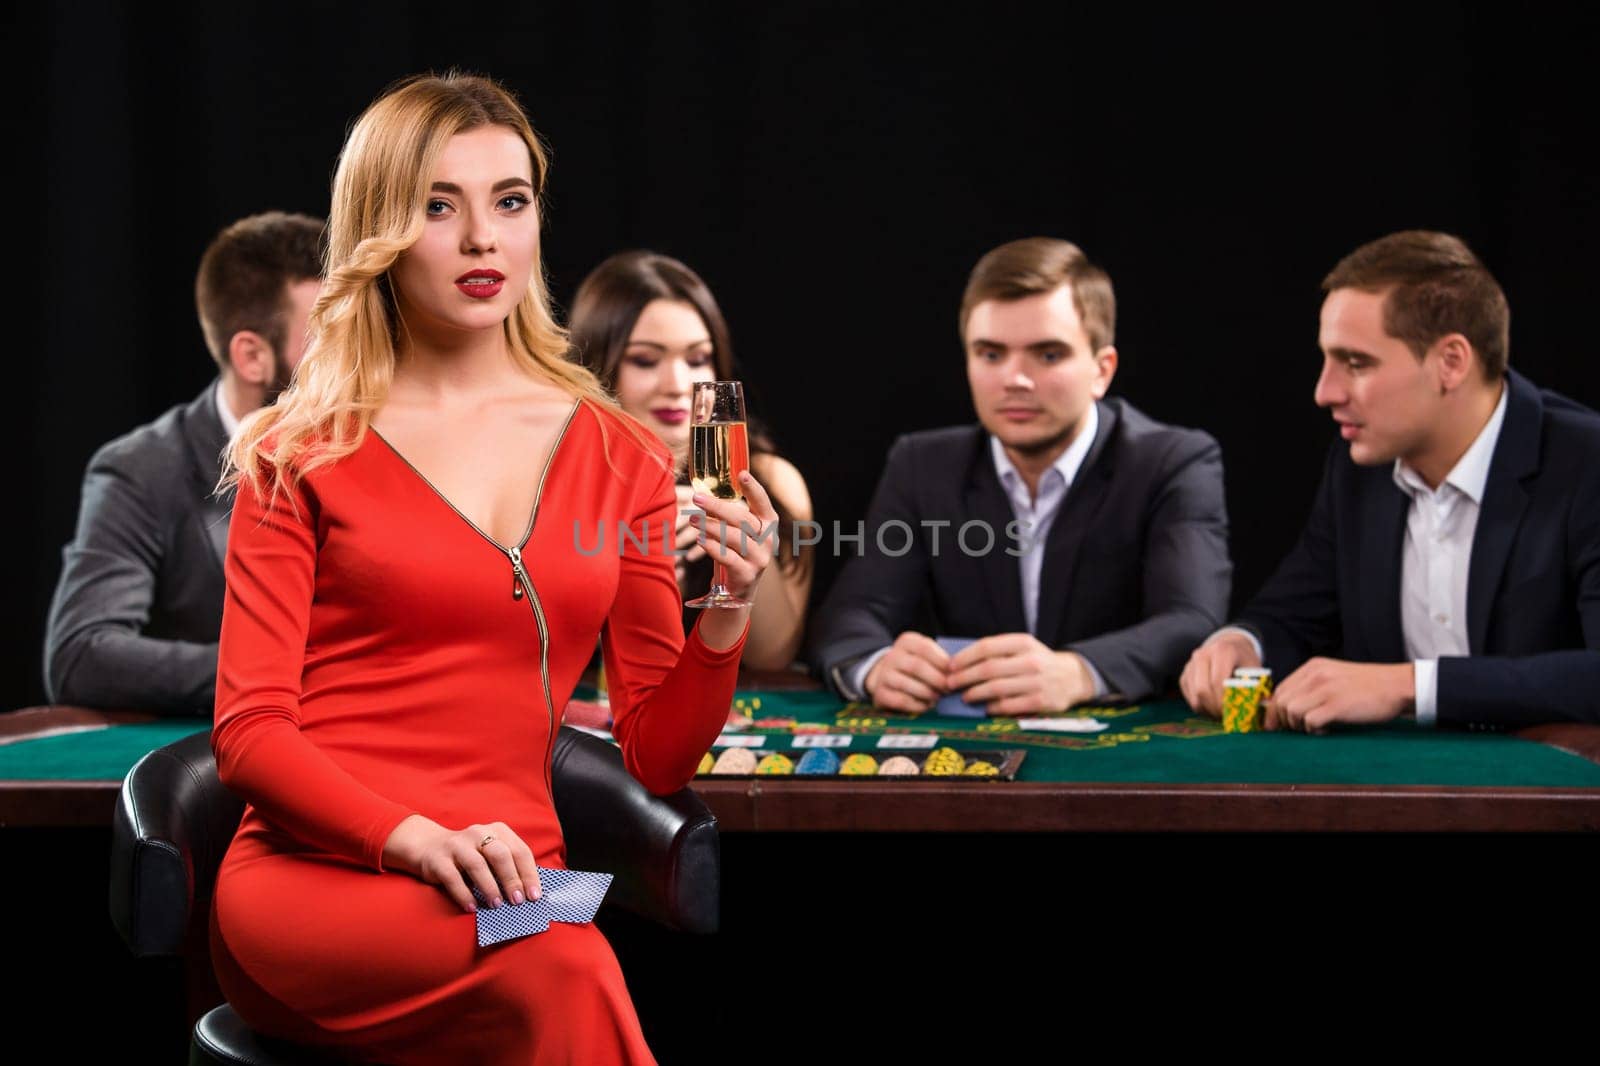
[370,402,580,801]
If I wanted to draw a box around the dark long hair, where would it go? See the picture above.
[568,251,805,580]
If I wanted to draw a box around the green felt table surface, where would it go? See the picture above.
[706,691,1600,787]
[0,722,207,782]
[5,691,1596,789]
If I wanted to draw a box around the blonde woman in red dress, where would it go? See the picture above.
[211,72,775,1064]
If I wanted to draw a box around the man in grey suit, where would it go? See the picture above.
[45,211,323,714]
[810,237,1231,712]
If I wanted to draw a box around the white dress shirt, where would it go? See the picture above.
[1391,383,1507,723]
[846,404,1106,700]
[1213,385,1508,725]
[215,379,242,438]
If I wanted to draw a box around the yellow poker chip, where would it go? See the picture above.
[696,752,714,775]
[792,722,829,734]
[922,747,967,776]
[839,753,879,775]
[1222,678,1262,733]
[962,760,999,777]
[1233,667,1274,698]
[756,752,795,775]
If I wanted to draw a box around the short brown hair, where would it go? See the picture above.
[1322,230,1510,380]
[194,211,324,370]
[959,237,1115,353]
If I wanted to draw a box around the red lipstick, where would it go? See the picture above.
[456,269,505,299]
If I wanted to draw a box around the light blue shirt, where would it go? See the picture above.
[990,403,1099,640]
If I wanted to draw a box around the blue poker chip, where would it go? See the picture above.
[795,748,841,775]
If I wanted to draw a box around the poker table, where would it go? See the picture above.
[4,679,1598,830]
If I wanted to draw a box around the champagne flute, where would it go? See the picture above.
[685,380,752,609]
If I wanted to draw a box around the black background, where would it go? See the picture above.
[7,2,1600,1056]
[12,2,1600,705]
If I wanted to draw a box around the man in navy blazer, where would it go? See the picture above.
[1181,230,1600,731]
[811,238,1231,712]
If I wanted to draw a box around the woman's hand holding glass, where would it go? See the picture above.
[685,380,771,609]
[687,468,777,605]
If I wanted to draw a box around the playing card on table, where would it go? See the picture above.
[473,866,614,948]
[1017,716,1109,733]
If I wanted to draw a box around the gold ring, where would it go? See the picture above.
[477,834,495,849]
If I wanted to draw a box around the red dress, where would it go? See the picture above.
[210,400,743,1064]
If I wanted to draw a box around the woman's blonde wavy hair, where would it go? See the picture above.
[226,71,633,501]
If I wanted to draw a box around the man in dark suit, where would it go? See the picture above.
[1181,230,1600,731]
[44,211,323,714]
[811,238,1231,712]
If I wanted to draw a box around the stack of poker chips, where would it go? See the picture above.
[840,753,879,775]
[1221,667,1273,733]
[795,749,841,775]
[711,748,758,774]
[756,752,795,775]
[695,747,1011,777]
[922,747,967,775]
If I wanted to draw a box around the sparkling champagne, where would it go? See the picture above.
[691,421,750,502]
[685,381,752,609]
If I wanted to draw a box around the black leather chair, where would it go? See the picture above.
[110,727,720,1065]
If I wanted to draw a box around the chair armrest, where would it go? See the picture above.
[551,727,720,935]
[109,730,242,956]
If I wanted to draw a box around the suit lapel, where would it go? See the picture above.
[180,381,234,571]
[1034,402,1118,647]
[1467,371,1541,652]
[962,430,1027,635]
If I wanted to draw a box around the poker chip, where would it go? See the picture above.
[792,722,829,734]
[711,748,758,774]
[752,717,797,729]
[1233,667,1274,698]
[696,752,714,775]
[962,760,1000,776]
[795,749,841,775]
[756,752,795,775]
[922,747,967,776]
[839,753,879,775]
[1222,678,1263,733]
[877,755,921,775]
